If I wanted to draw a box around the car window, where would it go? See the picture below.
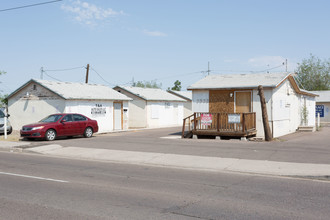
[73,114,87,121]
[40,114,63,123]
[0,110,4,118]
[62,114,73,122]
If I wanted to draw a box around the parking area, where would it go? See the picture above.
[5,126,327,165]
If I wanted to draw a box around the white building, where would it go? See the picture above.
[113,86,186,128]
[188,72,318,138]
[311,90,330,124]
[167,90,192,118]
[8,79,132,133]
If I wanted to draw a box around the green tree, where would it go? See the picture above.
[169,80,181,91]
[0,71,7,107]
[296,54,330,91]
[0,94,8,107]
[132,80,162,89]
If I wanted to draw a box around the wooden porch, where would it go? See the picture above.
[182,112,257,139]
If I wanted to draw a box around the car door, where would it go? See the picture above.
[73,114,87,135]
[59,114,74,136]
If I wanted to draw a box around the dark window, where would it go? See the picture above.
[73,114,87,121]
[62,114,73,122]
[33,85,37,90]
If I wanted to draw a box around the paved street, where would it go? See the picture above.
[17,126,330,164]
[1,152,330,220]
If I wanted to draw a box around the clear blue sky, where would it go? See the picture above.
[1,0,330,94]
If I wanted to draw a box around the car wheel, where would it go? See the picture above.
[7,128,12,135]
[45,129,56,141]
[84,127,93,138]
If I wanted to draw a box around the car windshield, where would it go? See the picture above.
[40,114,63,123]
[0,110,4,118]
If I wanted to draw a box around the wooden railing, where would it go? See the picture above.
[182,112,256,138]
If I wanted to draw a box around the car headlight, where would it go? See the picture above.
[31,126,44,131]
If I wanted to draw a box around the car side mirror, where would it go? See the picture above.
[7,114,10,118]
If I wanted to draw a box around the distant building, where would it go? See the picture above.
[311,90,330,124]
[8,79,132,133]
[113,86,186,128]
[167,90,192,118]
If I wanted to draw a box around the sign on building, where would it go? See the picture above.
[316,105,324,117]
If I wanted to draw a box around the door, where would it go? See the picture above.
[235,92,251,113]
[114,102,122,130]
[59,114,75,136]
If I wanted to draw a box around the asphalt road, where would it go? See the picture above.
[23,126,330,164]
[1,151,330,220]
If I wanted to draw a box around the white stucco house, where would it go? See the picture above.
[187,72,318,138]
[8,79,132,133]
[113,86,186,128]
[311,90,330,124]
[167,90,192,118]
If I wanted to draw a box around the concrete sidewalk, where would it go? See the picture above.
[20,144,330,177]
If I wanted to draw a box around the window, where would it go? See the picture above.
[62,114,73,122]
[73,114,87,121]
[33,85,37,90]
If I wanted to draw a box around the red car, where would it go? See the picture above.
[20,113,99,141]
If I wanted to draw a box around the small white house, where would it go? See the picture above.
[113,86,186,128]
[167,90,192,118]
[311,90,330,124]
[188,72,318,138]
[8,79,132,133]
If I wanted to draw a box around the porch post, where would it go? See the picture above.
[194,113,197,131]
[217,113,220,132]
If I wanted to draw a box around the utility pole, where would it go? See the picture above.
[40,67,44,79]
[207,61,210,75]
[85,64,90,84]
[258,85,272,141]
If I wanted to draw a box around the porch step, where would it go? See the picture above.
[298,126,315,132]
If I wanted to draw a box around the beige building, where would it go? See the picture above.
[8,79,131,133]
[167,90,192,118]
[113,86,186,128]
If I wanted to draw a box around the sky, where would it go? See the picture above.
[1,0,330,95]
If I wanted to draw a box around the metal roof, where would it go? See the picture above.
[8,79,132,101]
[188,72,291,90]
[114,86,186,102]
[311,90,330,102]
[167,90,192,101]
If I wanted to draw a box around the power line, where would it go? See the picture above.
[44,72,62,82]
[0,0,62,12]
[44,66,85,72]
[90,68,116,86]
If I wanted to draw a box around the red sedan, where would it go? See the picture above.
[20,113,99,141]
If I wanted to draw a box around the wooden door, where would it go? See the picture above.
[235,92,251,113]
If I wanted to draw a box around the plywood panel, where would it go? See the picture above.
[209,90,234,113]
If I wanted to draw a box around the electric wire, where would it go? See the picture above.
[44,72,62,82]
[44,66,85,72]
[0,0,62,12]
[90,68,116,86]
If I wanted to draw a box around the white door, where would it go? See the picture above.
[114,103,122,130]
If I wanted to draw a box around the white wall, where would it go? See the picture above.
[8,98,65,130]
[146,101,184,128]
[192,90,209,112]
[65,100,115,133]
